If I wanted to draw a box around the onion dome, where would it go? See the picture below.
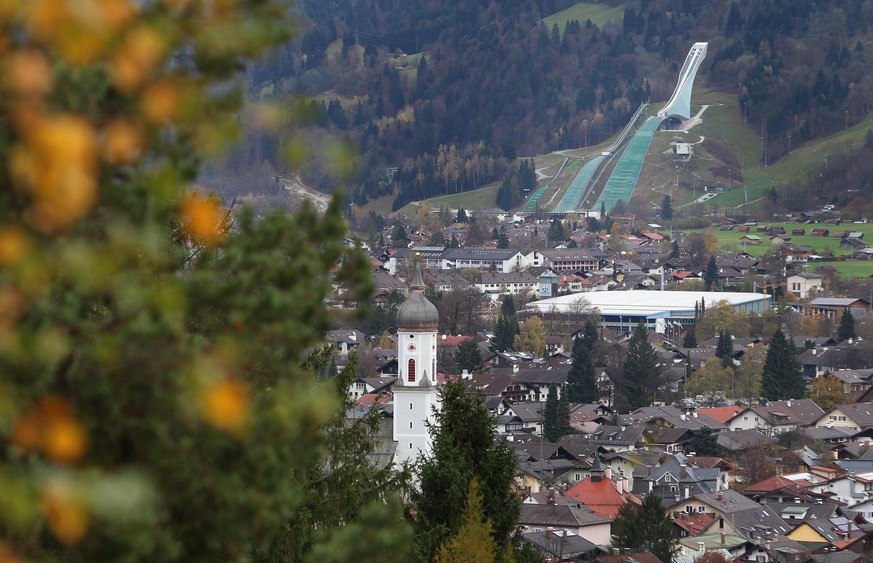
[397,266,438,330]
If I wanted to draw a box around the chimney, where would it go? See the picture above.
[461,369,471,380]
[787,399,792,407]
[697,542,705,552]
[812,349,817,355]
[685,486,690,500]
[513,363,519,374]
[681,414,686,421]
[721,532,726,545]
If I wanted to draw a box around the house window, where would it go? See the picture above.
[408,359,416,382]
[831,415,837,421]
[686,506,693,513]
[840,416,847,421]
[699,507,706,513]
[575,473,581,481]
[410,403,413,410]
[744,416,748,421]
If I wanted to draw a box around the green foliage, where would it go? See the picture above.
[761,330,805,400]
[686,428,727,458]
[456,338,484,373]
[704,255,718,291]
[660,194,673,220]
[567,336,599,403]
[612,494,676,563]
[621,324,663,410]
[434,480,502,563]
[715,330,734,368]
[837,309,856,342]
[0,1,414,560]
[543,383,569,442]
[548,219,567,241]
[412,381,520,563]
[683,328,698,348]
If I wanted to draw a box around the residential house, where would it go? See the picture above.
[518,502,612,546]
[815,403,873,433]
[727,399,824,436]
[522,530,602,562]
[633,453,726,501]
[786,273,824,299]
[565,457,639,519]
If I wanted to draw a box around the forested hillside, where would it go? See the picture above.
[216,0,873,213]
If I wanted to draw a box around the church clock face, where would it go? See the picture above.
[408,344,416,351]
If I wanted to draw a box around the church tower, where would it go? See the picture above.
[393,266,440,466]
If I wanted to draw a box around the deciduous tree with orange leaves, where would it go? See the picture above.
[0,1,407,561]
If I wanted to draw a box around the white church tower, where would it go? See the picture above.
[393,266,441,465]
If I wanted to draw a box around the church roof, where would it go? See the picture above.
[396,267,438,329]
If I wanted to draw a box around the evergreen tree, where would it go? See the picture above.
[434,480,502,563]
[497,230,510,249]
[621,324,662,410]
[661,194,673,220]
[704,255,718,290]
[612,494,677,563]
[581,318,599,349]
[683,328,698,348]
[686,427,727,457]
[670,239,680,259]
[715,331,734,368]
[543,383,569,442]
[837,309,856,342]
[412,382,520,562]
[457,207,468,223]
[761,330,804,400]
[567,336,599,403]
[548,219,566,241]
[0,3,413,560]
[456,339,483,373]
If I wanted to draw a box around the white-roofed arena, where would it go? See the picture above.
[525,290,772,335]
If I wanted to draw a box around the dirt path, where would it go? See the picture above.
[281,174,332,213]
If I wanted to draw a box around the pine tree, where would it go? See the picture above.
[612,494,676,563]
[621,324,663,410]
[761,329,804,400]
[548,219,566,241]
[716,330,734,368]
[413,382,520,561]
[837,309,856,342]
[704,255,718,290]
[683,328,698,348]
[543,383,569,442]
[670,239,680,259]
[567,336,599,403]
[456,339,483,373]
[661,194,673,220]
[434,480,500,563]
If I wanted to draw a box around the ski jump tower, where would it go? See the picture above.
[657,42,708,120]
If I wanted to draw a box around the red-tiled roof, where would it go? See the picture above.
[697,405,744,424]
[674,513,714,536]
[565,476,639,519]
[439,335,475,347]
[744,474,811,492]
[355,393,391,405]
